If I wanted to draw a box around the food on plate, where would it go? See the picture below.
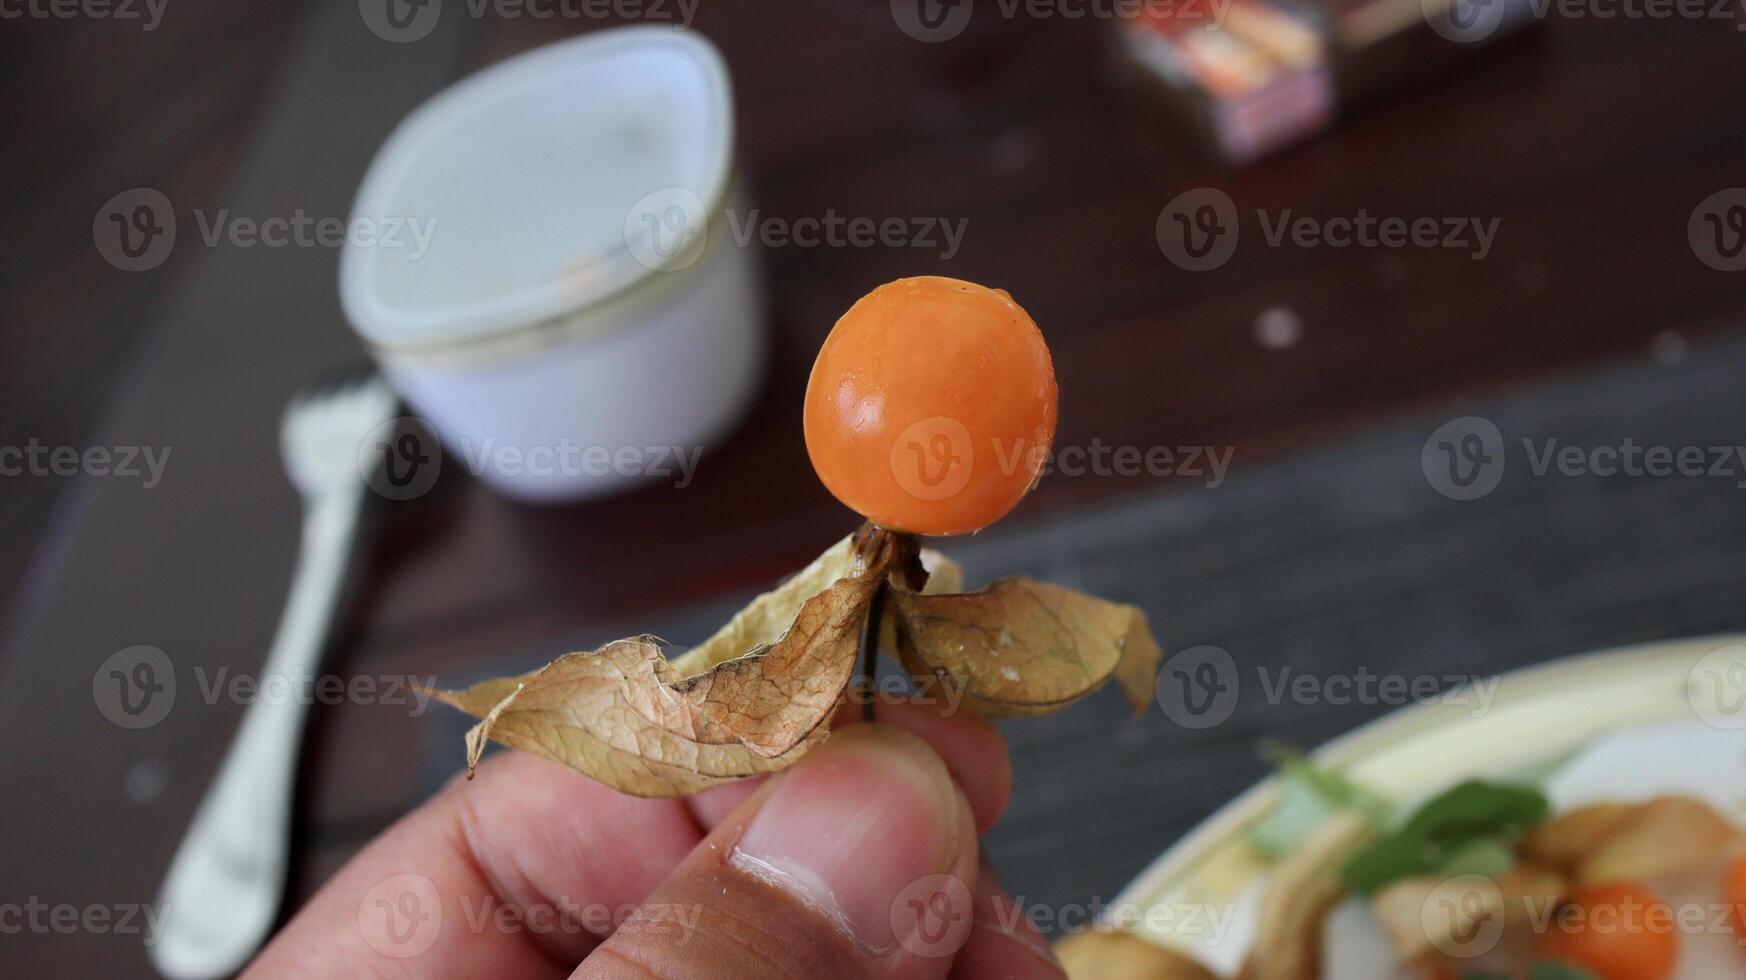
[1534,797,1739,886]
[1057,928,1221,980]
[1060,754,1745,980]
[1534,882,1678,980]
[1246,811,1374,980]
[427,278,1154,796]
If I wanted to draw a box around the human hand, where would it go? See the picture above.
[243,703,1065,978]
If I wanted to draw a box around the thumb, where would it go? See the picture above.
[576,723,980,979]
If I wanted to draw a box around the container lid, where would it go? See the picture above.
[340,27,734,351]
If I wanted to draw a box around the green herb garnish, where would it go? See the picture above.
[1248,745,1391,858]
[1341,780,1549,895]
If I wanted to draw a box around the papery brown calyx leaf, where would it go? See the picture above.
[668,535,860,678]
[886,576,1162,717]
[428,539,888,797]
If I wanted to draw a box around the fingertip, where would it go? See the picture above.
[861,699,1011,833]
[584,721,978,979]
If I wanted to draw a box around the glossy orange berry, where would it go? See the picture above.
[804,276,1057,536]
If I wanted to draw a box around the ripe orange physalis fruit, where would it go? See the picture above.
[804,276,1058,536]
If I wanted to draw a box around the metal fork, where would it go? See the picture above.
[151,374,399,980]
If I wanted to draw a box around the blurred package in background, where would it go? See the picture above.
[1119,0,1542,165]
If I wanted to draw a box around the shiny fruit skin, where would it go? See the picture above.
[804,276,1057,536]
[1536,882,1678,980]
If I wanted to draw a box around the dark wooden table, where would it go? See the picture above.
[4,1,1745,974]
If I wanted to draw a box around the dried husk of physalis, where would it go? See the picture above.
[430,525,1164,797]
[884,573,1161,719]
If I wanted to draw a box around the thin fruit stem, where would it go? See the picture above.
[860,580,888,723]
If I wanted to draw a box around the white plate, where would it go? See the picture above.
[1111,635,1746,975]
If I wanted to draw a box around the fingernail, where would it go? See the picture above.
[730,723,967,952]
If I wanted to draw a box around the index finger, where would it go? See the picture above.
[243,701,1011,977]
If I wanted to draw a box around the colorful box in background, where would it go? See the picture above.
[1119,0,1541,166]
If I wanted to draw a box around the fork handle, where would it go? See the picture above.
[150,486,365,980]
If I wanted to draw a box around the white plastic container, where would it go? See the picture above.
[340,27,763,502]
